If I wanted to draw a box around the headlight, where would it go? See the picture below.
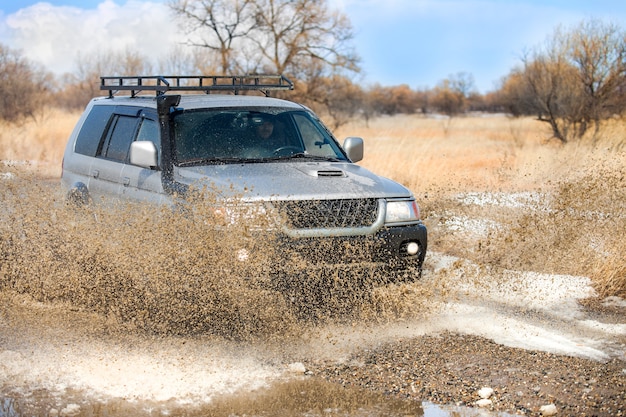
[385,200,420,223]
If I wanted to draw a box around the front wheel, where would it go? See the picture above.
[66,183,91,206]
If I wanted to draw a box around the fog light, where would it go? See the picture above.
[406,241,419,255]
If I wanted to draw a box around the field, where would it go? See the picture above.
[1,109,625,415]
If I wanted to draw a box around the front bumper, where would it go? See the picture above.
[373,222,428,270]
[276,222,427,272]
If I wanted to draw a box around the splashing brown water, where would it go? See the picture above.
[0,168,433,341]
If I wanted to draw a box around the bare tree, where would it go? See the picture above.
[0,44,52,122]
[168,0,256,73]
[431,74,473,115]
[449,71,476,100]
[169,0,360,78]
[499,20,626,143]
[569,19,626,139]
[250,0,359,77]
[169,0,360,128]
[524,52,584,142]
[428,73,476,134]
[297,71,364,129]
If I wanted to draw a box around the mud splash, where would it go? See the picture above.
[1,169,429,339]
[0,285,516,417]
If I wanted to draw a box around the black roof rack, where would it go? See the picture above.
[100,75,294,98]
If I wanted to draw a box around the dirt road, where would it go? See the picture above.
[314,330,625,416]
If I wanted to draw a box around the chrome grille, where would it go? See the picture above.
[275,198,380,229]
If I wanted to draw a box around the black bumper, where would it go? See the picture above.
[277,222,427,271]
[373,222,428,270]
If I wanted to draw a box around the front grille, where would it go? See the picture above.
[275,198,380,229]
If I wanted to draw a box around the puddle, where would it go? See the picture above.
[0,380,516,417]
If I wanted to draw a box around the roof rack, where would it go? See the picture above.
[100,75,294,98]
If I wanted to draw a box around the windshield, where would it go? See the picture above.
[173,108,348,165]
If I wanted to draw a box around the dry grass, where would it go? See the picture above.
[335,113,625,196]
[0,107,81,178]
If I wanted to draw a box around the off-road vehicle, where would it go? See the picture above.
[61,75,427,277]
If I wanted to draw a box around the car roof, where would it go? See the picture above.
[91,94,305,111]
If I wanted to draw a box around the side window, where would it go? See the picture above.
[101,115,139,162]
[293,113,341,158]
[136,118,160,165]
[136,118,159,144]
[75,105,114,156]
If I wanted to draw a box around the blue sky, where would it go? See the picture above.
[1,0,625,92]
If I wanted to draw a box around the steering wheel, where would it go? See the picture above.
[272,146,301,156]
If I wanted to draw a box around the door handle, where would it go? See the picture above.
[123,177,130,186]
[91,169,99,178]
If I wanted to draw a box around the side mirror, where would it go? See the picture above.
[130,141,158,169]
[343,137,364,162]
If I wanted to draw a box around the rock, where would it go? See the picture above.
[478,386,494,399]
[287,362,307,374]
[540,403,558,416]
[476,398,493,407]
[236,248,249,261]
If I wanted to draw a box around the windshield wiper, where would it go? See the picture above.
[268,152,343,162]
[178,153,343,166]
[177,157,251,167]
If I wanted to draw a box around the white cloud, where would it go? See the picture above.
[3,0,183,75]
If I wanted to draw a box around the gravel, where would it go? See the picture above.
[311,331,626,416]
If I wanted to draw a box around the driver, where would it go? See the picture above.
[255,118,275,140]
[249,114,287,155]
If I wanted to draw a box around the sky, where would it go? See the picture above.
[1,0,625,93]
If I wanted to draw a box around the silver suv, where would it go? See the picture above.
[61,75,427,277]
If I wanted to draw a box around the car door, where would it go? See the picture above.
[119,112,165,203]
[88,109,140,202]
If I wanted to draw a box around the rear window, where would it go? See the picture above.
[75,105,114,156]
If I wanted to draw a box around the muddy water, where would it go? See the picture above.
[0,386,514,417]
[0,171,513,417]
[1,289,517,417]
[1,368,423,417]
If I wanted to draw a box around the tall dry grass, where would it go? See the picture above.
[335,114,625,196]
[0,107,81,178]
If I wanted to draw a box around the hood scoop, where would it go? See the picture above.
[296,165,346,178]
[316,169,346,177]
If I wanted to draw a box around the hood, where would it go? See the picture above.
[174,161,412,201]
